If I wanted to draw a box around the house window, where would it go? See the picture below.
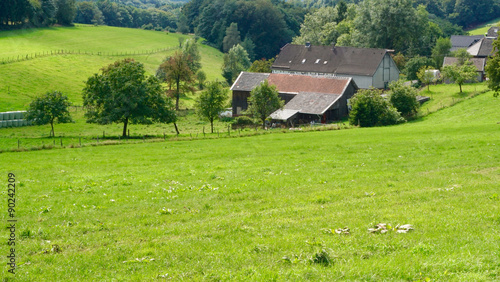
[237,107,241,115]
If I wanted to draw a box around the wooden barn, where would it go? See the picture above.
[230,72,358,124]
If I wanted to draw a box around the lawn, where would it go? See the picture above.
[1,90,499,280]
[0,25,224,112]
[467,18,500,35]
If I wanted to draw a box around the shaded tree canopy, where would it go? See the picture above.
[83,59,176,137]
[196,81,229,133]
[222,44,251,85]
[247,80,284,129]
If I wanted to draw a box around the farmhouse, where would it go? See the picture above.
[467,37,496,58]
[231,72,358,124]
[270,43,399,89]
[450,35,484,52]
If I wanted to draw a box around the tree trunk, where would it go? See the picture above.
[210,119,214,133]
[173,122,179,135]
[459,83,462,93]
[262,119,266,129]
[50,120,55,137]
[122,117,128,137]
[175,80,180,111]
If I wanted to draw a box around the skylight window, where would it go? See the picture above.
[315,59,321,64]
[302,59,306,64]
[323,61,328,64]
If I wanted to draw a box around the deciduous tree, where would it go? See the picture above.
[442,60,478,93]
[25,91,73,137]
[348,88,404,127]
[157,51,196,110]
[196,81,228,133]
[485,39,500,97]
[247,80,284,129]
[222,44,251,85]
[389,80,420,119]
[223,22,241,53]
[83,59,176,137]
[417,66,438,91]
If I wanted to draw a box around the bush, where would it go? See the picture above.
[389,80,420,119]
[233,116,255,126]
[348,89,405,127]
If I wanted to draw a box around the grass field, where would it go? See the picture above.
[467,18,500,35]
[0,25,224,112]
[1,88,499,280]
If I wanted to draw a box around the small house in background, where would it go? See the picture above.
[271,44,399,89]
[487,26,499,38]
[442,57,486,82]
[231,72,358,125]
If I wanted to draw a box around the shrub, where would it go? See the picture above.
[233,116,255,126]
[348,88,405,127]
[389,80,420,119]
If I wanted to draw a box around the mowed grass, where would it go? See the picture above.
[0,91,499,280]
[0,25,224,112]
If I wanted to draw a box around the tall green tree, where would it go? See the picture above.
[223,22,241,53]
[55,0,77,26]
[442,61,478,93]
[25,91,73,137]
[196,81,229,133]
[404,56,434,81]
[247,80,284,129]
[83,59,176,137]
[292,6,338,45]
[222,44,251,85]
[249,58,275,73]
[182,38,202,73]
[417,66,438,91]
[432,37,451,68]
[157,51,195,111]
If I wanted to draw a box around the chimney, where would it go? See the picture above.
[305,42,311,48]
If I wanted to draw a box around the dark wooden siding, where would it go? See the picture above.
[232,91,295,116]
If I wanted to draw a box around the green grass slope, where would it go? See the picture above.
[0,25,224,111]
[467,18,500,35]
[1,91,499,280]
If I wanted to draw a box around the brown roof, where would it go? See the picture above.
[231,72,355,95]
[272,44,390,76]
[443,57,486,72]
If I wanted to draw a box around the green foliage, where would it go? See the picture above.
[233,115,255,126]
[292,6,338,45]
[83,59,176,137]
[55,0,77,26]
[222,44,250,85]
[182,38,202,73]
[246,80,284,128]
[485,38,500,97]
[348,88,404,127]
[404,56,434,81]
[431,37,451,68]
[223,22,241,53]
[25,90,73,137]
[196,70,207,90]
[442,61,478,93]
[417,66,438,91]
[248,58,275,73]
[451,48,472,66]
[389,80,420,119]
[241,35,256,61]
[196,81,228,133]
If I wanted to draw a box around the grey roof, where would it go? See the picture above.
[272,44,390,76]
[467,37,496,57]
[443,57,486,72]
[450,35,484,51]
[230,72,270,91]
[487,26,499,38]
[283,92,341,115]
[269,109,300,121]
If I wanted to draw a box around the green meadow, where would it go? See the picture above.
[467,18,500,35]
[0,88,499,280]
[0,25,224,111]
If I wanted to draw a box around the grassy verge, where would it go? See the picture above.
[1,90,499,280]
[466,18,500,35]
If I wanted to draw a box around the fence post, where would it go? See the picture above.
[97,136,99,144]
[163,132,166,140]
[17,139,20,149]
[228,125,230,136]
[60,138,63,147]
[203,126,205,137]
[79,137,81,147]
[103,131,105,138]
